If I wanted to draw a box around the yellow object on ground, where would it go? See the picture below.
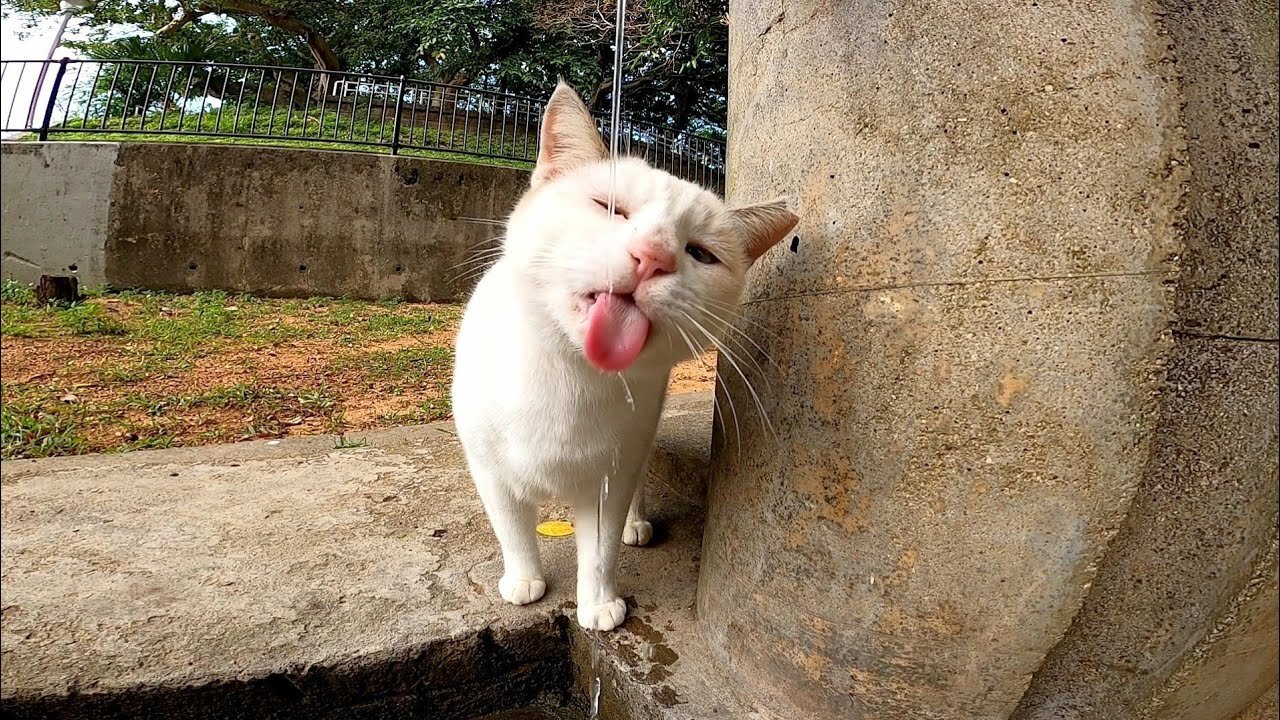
[536,520,574,538]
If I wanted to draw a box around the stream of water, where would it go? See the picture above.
[591,5,629,716]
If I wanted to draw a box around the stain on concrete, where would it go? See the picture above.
[996,366,1031,407]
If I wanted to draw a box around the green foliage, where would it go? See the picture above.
[1,279,36,305]
[6,0,727,132]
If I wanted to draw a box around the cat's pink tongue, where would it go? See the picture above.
[584,293,650,372]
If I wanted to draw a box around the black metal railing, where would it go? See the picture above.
[0,58,726,193]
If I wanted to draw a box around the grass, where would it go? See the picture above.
[356,346,454,381]
[333,434,369,450]
[0,401,87,459]
[0,281,715,460]
[0,280,461,459]
[37,101,535,170]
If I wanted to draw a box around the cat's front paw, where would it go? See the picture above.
[578,596,627,631]
[499,575,547,605]
[622,519,653,546]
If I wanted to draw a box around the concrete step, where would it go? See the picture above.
[1,393,747,719]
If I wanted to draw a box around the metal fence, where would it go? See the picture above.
[0,58,725,194]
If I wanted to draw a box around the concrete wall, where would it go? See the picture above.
[0,143,117,287]
[702,0,1277,719]
[1,143,530,301]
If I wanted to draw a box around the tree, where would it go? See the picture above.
[2,0,728,133]
[4,0,341,68]
[533,0,727,136]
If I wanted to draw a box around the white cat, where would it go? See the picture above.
[451,82,797,632]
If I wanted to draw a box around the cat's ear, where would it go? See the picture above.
[730,198,799,262]
[531,81,608,187]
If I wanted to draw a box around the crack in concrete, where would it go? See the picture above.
[2,251,43,269]
[743,268,1176,306]
[755,0,787,54]
[758,7,786,38]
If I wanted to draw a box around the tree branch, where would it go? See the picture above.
[195,0,342,70]
[155,3,206,36]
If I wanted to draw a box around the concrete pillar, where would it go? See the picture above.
[696,1,1271,718]
[1012,2,1279,718]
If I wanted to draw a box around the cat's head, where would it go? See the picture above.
[503,81,797,374]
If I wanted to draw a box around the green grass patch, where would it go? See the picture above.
[39,102,534,170]
[1,400,87,459]
[56,303,128,337]
[353,346,454,382]
[1,279,35,305]
[0,280,125,338]
[1,287,464,458]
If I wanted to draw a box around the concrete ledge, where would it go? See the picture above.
[0,142,530,301]
[0,395,734,719]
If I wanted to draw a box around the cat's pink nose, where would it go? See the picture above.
[628,240,676,282]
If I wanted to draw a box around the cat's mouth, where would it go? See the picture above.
[581,292,651,372]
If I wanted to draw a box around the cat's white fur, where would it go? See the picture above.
[452,82,797,631]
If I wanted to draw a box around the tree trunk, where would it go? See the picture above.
[35,276,79,306]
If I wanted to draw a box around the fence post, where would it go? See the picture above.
[38,58,70,142]
[390,75,406,155]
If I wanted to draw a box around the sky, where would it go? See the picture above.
[2,11,86,133]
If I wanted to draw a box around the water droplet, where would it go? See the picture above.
[619,374,635,411]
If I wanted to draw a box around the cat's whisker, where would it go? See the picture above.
[681,311,778,444]
[700,301,772,331]
[449,261,501,286]
[688,305,777,375]
[454,216,507,227]
[449,271,485,288]
[675,322,735,454]
[465,232,505,246]
[445,241,506,270]
[709,336,776,446]
[457,246,505,261]
[465,239,504,252]
[702,297,783,340]
[692,304,780,371]
[447,261,502,285]
[446,249,505,273]
[679,309,773,394]
[670,322,721,435]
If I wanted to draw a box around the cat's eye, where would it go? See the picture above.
[685,244,719,265]
[592,197,629,219]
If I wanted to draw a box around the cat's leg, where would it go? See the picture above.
[474,477,545,605]
[621,479,653,547]
[572,480,634,631]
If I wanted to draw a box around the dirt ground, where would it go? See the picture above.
[0,285,715,459]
